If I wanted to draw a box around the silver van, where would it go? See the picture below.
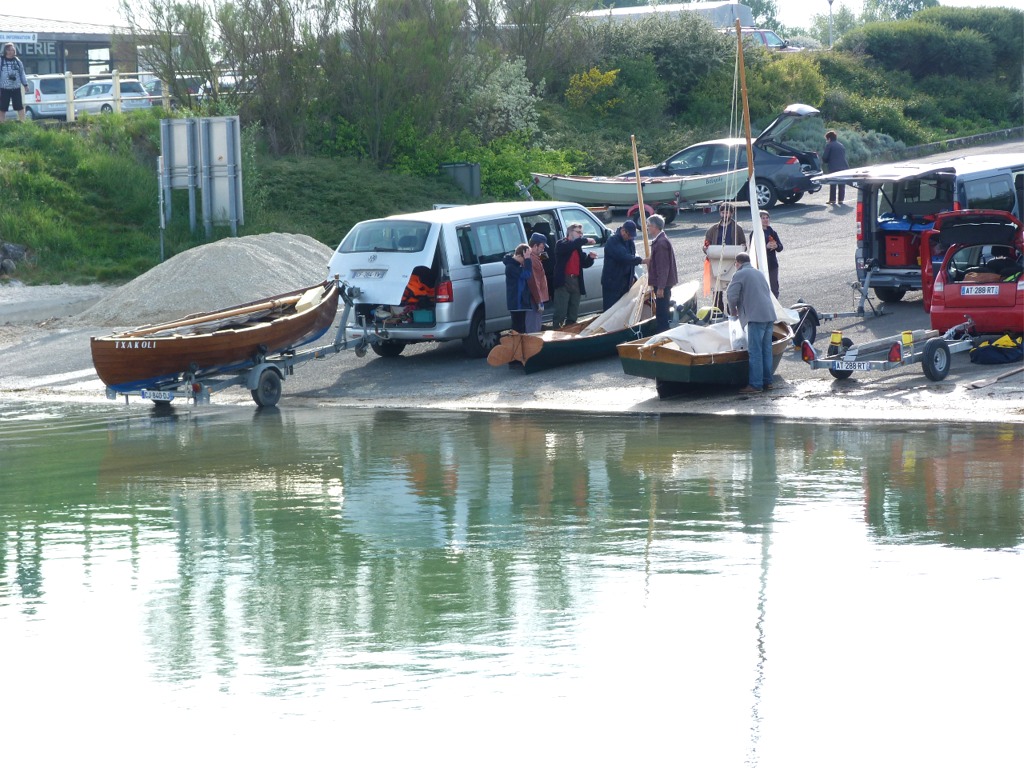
[818,153,1024,303]
[326,201,609,357]
[4,76,70,121]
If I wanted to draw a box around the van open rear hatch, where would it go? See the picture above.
[327,220,435,305]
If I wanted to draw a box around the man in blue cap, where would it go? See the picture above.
[601,219,643,310]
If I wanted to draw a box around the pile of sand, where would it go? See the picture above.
[77,233,333,328]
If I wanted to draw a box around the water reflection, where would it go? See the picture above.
[1,404,1022,695]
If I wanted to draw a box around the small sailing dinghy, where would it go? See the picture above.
[487,278,660,373]
[617,320,793,398]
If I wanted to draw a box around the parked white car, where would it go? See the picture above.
[72,79,152,115]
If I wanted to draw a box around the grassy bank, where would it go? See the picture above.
[0,113,471,285]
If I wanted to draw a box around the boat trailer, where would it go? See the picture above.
[104,280,384,408]
[799,318,976,382]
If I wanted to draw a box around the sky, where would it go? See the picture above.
[15,0,1020,30]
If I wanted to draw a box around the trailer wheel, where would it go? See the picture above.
[921,337,952,381]
[793,306,818,346]
[251,368,282,407]
[827,337,854,380]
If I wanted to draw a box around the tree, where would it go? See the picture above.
[119,0,220,106]
[746,0,780,29]
[337,0,472,166]
[861,0,939,23]
[808,4,860,46]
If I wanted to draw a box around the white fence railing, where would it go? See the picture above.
[20,71,168,121]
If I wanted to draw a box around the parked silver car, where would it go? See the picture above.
[72,79,152,115]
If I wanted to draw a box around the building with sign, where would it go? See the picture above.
[0,13,140,76]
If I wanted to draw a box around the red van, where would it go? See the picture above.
[928,210,1024,334]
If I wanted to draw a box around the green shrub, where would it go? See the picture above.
[914,6,1024,85]
[839,21,994,81]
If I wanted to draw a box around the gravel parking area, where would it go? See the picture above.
[1,145,1022,423]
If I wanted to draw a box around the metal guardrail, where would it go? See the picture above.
[877,127,1024,164]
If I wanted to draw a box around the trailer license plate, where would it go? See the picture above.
[961,285,999,296]
[832,361,872,371]
[353,269,387,279]
[141,389,174,401]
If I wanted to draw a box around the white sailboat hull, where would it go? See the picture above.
[531,169,746,207]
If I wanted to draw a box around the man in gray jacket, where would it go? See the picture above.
[726,253,776,394]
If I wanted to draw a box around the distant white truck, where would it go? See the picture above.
[578,1,754,27]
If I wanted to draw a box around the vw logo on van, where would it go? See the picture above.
[368,254,377,262]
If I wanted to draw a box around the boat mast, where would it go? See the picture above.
[630,134,651,259]
[630,135,654,325]
[736,20,755,180]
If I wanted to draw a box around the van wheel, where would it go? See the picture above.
[371,340,406,358]
[874,287,906,303]
[462,309,497,358]
[921,338,951,381]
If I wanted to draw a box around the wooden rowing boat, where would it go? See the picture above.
[91,280,340,391]
[617,321,793,398]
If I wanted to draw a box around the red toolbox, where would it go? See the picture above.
[884,234,918,266]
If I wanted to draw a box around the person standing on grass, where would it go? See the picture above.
[822,130,849,205]
[0,43,30,122]
[644,214,678,332]
[726,253,776,395]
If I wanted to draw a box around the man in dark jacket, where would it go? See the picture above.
[552,223,596,327]
[644,214,678,332]
[504,244,533,333]
[822,130,849,205]
[601,219,643,310]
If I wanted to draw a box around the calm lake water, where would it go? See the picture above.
[2,401,1021,766]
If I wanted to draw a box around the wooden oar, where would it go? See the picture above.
[120,295,302,337]
[967,364,1024,389]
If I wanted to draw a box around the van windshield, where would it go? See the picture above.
[337,221,431,253]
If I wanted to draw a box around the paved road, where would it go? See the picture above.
[2,141,1022,421]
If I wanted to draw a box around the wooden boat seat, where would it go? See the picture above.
[295,285,326,313]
